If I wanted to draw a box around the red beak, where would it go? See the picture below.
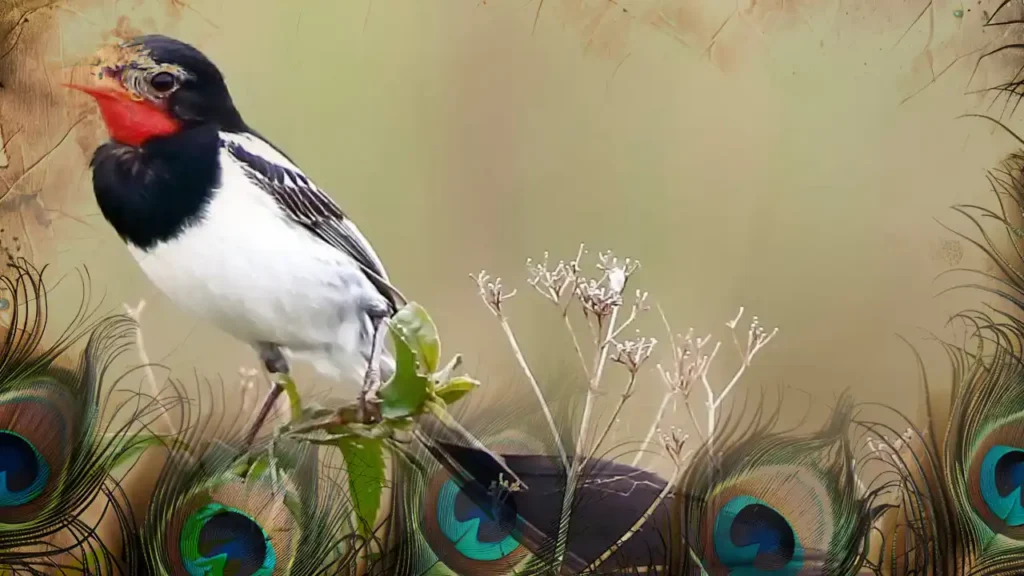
[64,78,181,147]
[63,82,110,98]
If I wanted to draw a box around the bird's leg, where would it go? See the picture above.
[358,313,388,424]
[245,343,290,447]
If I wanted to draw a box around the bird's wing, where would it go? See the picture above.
[221,132,404,311]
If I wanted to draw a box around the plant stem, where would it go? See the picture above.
[575,306,619,460]
[557,306,620,571]
[631,391,674,467]
[278,373,303,422]
[712,359,749,412]
[563,312,590,380]
[124,300,175,435]
[589,372,637,461]
[583,462,683,573]
[497,317,570,469]
[700,341,722,453]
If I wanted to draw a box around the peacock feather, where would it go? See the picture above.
[354,254,889,576]
[378,378,678,576]
[866,323,1024,575]
[870,145,1024,575]
[129,379,361,576]
[0,260,160,574]
[676,394,879,576]
[374,381,882,575]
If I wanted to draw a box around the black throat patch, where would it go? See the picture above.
[90,125,221,250]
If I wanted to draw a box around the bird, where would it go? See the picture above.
[66,35,404,444]
[57,34,888,576]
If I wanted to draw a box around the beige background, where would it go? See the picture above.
[3,0,1024,459]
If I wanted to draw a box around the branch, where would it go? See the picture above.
[587,427,689,572]
[122,300,175,435]
[473,271,570,469]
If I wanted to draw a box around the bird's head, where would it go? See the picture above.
[65,35,243,147]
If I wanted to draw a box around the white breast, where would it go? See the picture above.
[127,142,379,385]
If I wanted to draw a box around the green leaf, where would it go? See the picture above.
[385,438,428,476]
[432,354,463,386]
[278,373,304,422]
[435,376,480,406]
[338,437,387,539]
[391,302,441,373]
[244,455,271,483]
[377,323,431,419]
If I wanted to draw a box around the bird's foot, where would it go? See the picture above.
[244,379,285,447]
[357,383,382,425]
[357,350,385,424]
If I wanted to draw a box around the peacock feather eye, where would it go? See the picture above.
[142,431,356,576]
[434,478,521,562]
[0,430,50,509]
[712,495,804,575]
[979,445,1024,528]
[421,469,531,574]
[180,503,276,576]
[0,384,75,525]
[695,467,835,576]
[965,419,1024,540]
[0,261,158,573]
[680,396,873,575]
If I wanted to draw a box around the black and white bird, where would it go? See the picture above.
[67,35,404,442]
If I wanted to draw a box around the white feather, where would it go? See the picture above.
[127,133,391,391]
[220,131,391,280]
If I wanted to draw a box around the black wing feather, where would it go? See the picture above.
[224,139,401,311]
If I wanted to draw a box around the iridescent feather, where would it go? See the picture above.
[132,381,359,576]
[374,371,878,576]
[0,261,152,574]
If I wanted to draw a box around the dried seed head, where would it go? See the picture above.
[659,426,690,465]
[596,251,641,293]
[576,277,622,318]
[611,336,658,374]
[472,270,517,315]
[657,326,716,396]
[726,307,779,361]
[526,249,580,305]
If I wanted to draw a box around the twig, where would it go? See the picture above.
[704,307,777,451]
[632,392,673,467]
[473,272,570,469]
[586,345,629,461]
[587,427,689,572]
[122,300,175,435]
[528,246,591,378]
[632,306,703,466]
[498,317,570,468]
[575,304,618,460]
[590,336,655,461]
[563,312,590,380]
[633,305,777,464]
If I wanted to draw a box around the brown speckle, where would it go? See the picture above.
[931,238,964,267]
[102,15,145,42]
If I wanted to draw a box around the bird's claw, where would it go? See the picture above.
[358,359,384,424]
[357,390,382,425]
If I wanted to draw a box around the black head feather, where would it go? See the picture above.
[122,34,245,131]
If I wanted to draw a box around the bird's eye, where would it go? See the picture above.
[149,71,177,94]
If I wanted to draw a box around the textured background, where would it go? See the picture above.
[2,0,1023,458]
